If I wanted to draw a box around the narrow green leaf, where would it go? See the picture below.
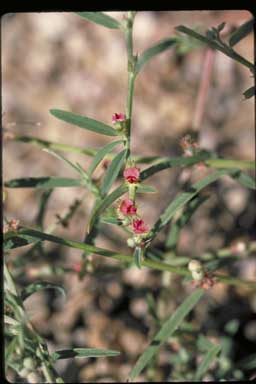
[129,288,205,381]
[243,86,255,99]
[195,344,221,380]
[4,177,83,189]
[52,347,120,361]
[136,37,176,74]
[148,169,237,240]
[43,148,84,176]
[88,183,128,232]
[165,195,209,250]
[136,184,157,193]
[229,18,254,47]
[101,149,127,196]
[134,247,142,269]
[75,12,121,29]
[88,140,124,176]
[50,109,119,137]
[197,335,215,352]
[175,25,255,72]
[36,189,53,229]
[100,216,122,225]
[42,148,99,193]
[21,282,66,301]
[140,151,211,181]
[176,25,221,48]
[231,170,256,189]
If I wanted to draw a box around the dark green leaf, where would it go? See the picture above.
[75,12,121,29]
[134,247,142,269]
[175,25,255,72]
[217,22,226,32]
[229,18,254,47]
[243,86,255,99]
[21,282,66,301]
[4,233,39,250]
[36,189,53,229]
[176,25,221,48]
[50,109,119,136]
[52,347,120,361]
[129,288,205,381]
[4,177,83,189]
[101,149,127,195]
[136,38,176,74]
[88,140,124,176]
[195,344,221,380]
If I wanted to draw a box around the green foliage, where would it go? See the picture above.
[75,12,122,29]
[51,348,120,361]
[4,10,255,383]
[88,140,124,176]
[20,282,66,301]
[128,289,205,381]
[135,37,176,74]
[4,177,83,188]
[50,109,119,136]
[101,149,127,195]
[195,344,221,380]
[175,24,255,72]
[229,18,254,47]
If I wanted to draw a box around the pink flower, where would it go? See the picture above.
[120,199,137,215]
[112,113,126,124]
[72,262,82,273]
[132,219,149,234]
[123,167,140,183]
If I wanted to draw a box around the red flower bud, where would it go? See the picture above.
[120,199,137,215]
[123,167,140,183]
[132,219,149,234]
[112,113,126,124]
[72,262,82,273]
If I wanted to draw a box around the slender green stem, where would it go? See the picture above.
[6,228,256,289]
[124,11,136,159]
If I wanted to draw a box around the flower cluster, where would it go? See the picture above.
[180,134,199,157]
[117,166,150,248]
[3,219,20,234]
[188,259,216,290]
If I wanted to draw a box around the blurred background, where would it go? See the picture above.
[3,10,256,382]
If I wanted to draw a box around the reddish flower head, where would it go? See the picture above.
[112,113,126,124]
[132,219,149,234]
[123,167,140,183]
[120,199,137,215]
[72,262,82,273]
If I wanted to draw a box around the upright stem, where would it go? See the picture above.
[124,11,137,160]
